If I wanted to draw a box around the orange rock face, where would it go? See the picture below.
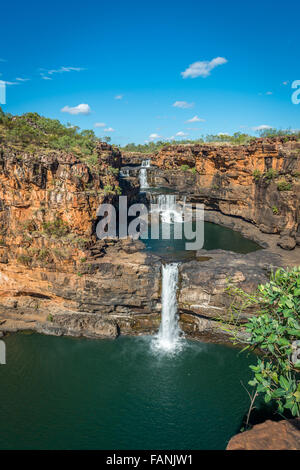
[152,137,300,245]
[0,141,121,264]
[226,419,300,450]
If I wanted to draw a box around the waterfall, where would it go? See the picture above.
[152,194,183,223]
[153,263,182,352]
[139,159,151,189]
[120,168,130,177]
[139,168,149,188]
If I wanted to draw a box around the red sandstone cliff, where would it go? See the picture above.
[151,137,300,249]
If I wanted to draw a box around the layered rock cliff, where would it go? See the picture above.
[0,136,299,342]
[150,137,300,249]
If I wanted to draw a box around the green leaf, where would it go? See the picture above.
[279,376,290,390]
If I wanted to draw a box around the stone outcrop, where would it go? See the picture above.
[150,138,300,249]
[121,151,152,166]
[178,249,282,342]
[226,418,300,450]
[0,136,299,342]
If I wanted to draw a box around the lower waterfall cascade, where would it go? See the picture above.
[153,263,182,353]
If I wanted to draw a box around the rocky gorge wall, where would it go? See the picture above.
[0,137,299,343]
[148,137,300,250]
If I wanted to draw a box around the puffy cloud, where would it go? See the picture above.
[175,131,188,136]
[181,57,228,79]
[61,103,91,115]
[172,101,194,109]
[149,133,161,140]
[94,122,106,128]
[252,125,272,131]
[186,115,205,123]
[103,127,115,132]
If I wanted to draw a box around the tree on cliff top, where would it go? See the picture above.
[0,107,99,158]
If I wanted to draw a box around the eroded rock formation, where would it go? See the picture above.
[150,137,300,249]
[0,137,299,341]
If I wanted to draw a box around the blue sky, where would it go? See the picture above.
[1,0,300,144]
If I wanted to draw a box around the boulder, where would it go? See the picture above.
[227,419,300,450]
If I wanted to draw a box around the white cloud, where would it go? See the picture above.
[40,66,85,81]
[48,66,85,75]
[103,127,115,132]
[282,81,289,86]
[114,94,123,100]
[181,57,228,79]
[176,131,188,136]
[94,122,106,128]
[149,133,161,140]
[173,101,194,109]
[186,115,205,123]
[266,91,273,95]
[61,103,91,115]
[252,125,272,131]
[2,81,19,86]
[218,132,229,136]
[16,77,30,82]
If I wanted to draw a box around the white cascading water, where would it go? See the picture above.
[139,168,149,188]
[120,168,130,177]
[153,194,183,223]
[139,159,151,188]
[153,263,182,353]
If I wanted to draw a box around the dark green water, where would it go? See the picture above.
[141,220,260,261]
[0,333,256,450]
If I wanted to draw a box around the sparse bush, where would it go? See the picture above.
[180,165,190,171]
[264,168,278,180]
[42,218,69,238]
[108,166,119,176]
[277,180,292,191]
[253,169,262,181]
[17,255,32,266]
[272,206,279,215]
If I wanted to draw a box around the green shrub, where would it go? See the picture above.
[277,180,292,191]
[42,218,69,238]
[272,206,279,215]
[190,167,197,174]
[180,164,190,171]
[264,168,278,180]
[17,255,32,266]
[226,267,300,419]
[253,169,262,181]
[107,166,119,176]
[47,314,53,322]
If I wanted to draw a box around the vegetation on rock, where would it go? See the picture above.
[227,267,300,419]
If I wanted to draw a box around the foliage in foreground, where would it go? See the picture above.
[226,267,300,418]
